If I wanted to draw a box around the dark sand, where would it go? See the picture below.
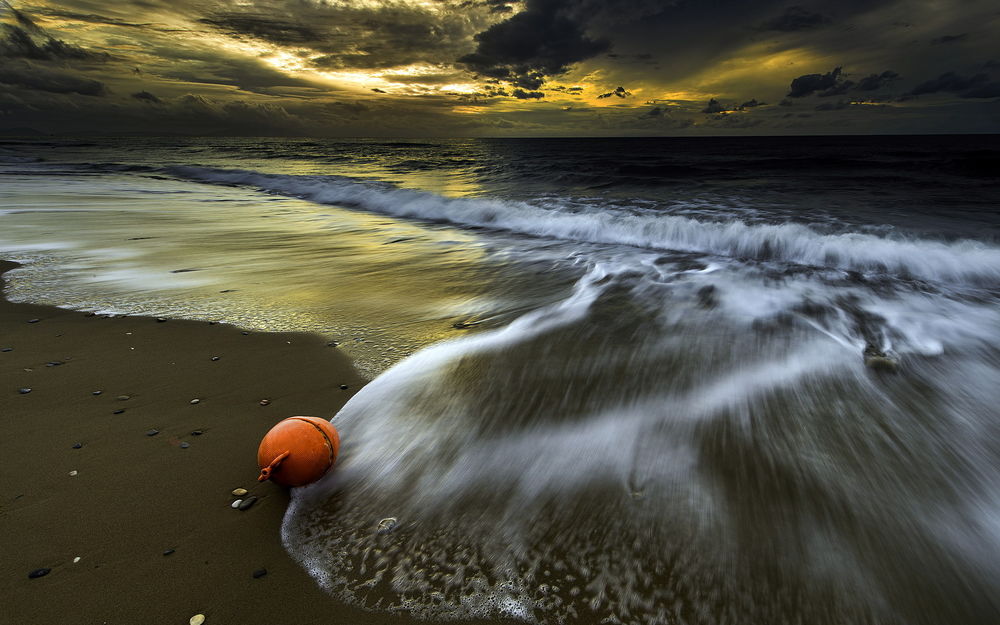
[0,260,495,625]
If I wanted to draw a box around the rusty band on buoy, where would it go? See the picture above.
[288,416,337,466]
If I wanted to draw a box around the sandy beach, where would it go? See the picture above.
[0,259,405,625]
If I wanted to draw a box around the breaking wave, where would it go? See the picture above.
[167,166,1000,286]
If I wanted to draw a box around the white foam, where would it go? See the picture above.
[168,166,1000,286]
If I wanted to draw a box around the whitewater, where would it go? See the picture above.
[2,135,999,624]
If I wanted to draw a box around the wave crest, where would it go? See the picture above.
[166,166,1000,285]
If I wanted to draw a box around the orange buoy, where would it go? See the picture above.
[257,416,340,487]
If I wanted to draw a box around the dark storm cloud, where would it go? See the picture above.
[131,90,161,103]
[758,6,830,32]
[787,67,844,97]
[199,2,478,72]
[459,0,610,89]
[198,15,324,46]
[0,62,107,95]
[31,8,151,29]
[0,24,109,61]
[512,88,544,99]
[855,70,899,91]
[701,98,725,114]
[905,71,991,97]
[597,86,631,99]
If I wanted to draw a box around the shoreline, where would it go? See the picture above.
[0,259,394,624]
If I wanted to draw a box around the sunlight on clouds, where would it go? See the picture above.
[692,45,824,92]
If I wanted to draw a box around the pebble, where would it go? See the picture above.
[252,568,267,579]
[865,355,899,373]
[326,342,338,347]
[376,517,398,535]
[19,388,32,394]
[28,568,50,579]
[258,399,270,406]
[156,318,167,323]
[210,356,220,361]
[117,395,131,401]
[238,496,257,511]
[232,488,248,497]
[189,398,200,404]
[46,361,63,367]
[92,390,102,395]
[28,318,40,323]
[69,470,78,476]
[73,557,81,564]
[146,429,159,436]
[339,384,349,390]
[180,442,190,449]
[1,347,12,352]
[72,443,82,449]
[231,499,243,509]
[190,615,206,625]
[163,549,175,556]
[190,430,204,436]
[113,409,125,414]
[241,331,250,335]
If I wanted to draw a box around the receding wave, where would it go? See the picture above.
[166,166,1000,285]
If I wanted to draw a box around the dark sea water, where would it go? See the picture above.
[2,135,1000,624]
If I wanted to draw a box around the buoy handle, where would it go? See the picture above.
[258,450,290,482]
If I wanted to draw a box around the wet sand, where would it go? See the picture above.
[0,259,402,624]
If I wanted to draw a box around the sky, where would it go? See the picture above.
[0,0,998,136]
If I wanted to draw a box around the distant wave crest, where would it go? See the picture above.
[167,165,1000,285]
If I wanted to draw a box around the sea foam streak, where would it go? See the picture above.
[166,165,1000,286]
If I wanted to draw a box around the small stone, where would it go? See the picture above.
[258,399,270,406]
[72,557,81,564]
[238,496,257,511]
[18,388,32,394]
[190,398,200,404]
[156,318,167,323]
[113,409,125,414]
[209,321,218,325]
[339,384,349,390]
[163,549,175,556]
[72,443,82,449]
[231,499,243,509]
[92,390,102,395]
[116,395,130,401]
[27,318,40,324]
[69,470,78,476]
[232,488,248,497]
[180,442,190,449]
[252,568,267,579]
[190,430,204,436]
[376,517,398,535]
[190,615,206,625]
[146,429,159,436]
[46,361,63,367]
[865,355,899,373]
[28,568,50,579]
[241,331,250,335]
[1,347,12,352]
[210,356,220,361]
[326,342,338,347]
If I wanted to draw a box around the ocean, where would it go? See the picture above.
[2,135,1000,624]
